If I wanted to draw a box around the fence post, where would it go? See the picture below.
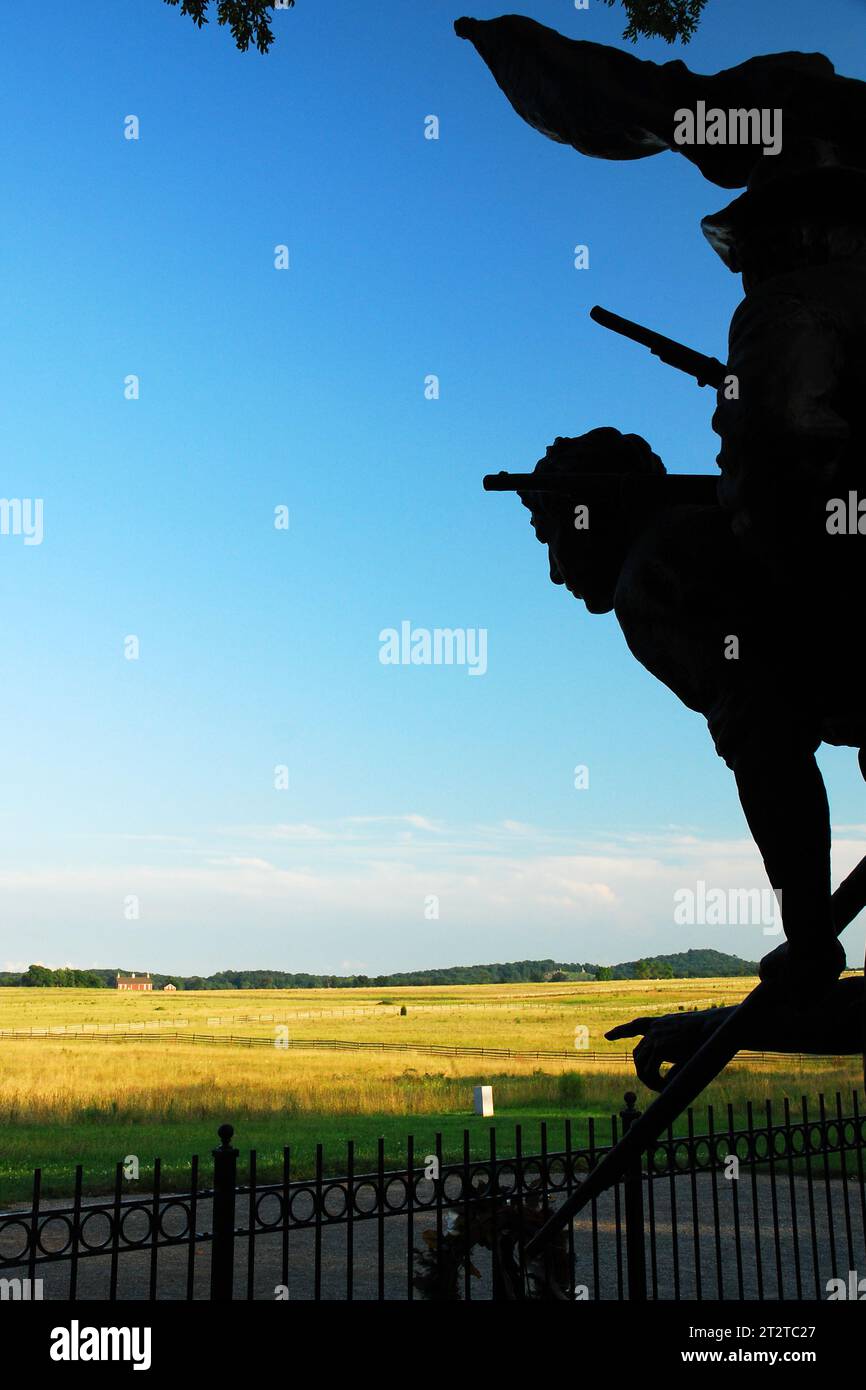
[211,1123,239,1301]
[620,1092,647,1302]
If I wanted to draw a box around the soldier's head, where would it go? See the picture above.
[520,428,665,614]
[702,140,866,293]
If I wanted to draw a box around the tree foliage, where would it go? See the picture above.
[163,0,293,54]
[598,948,756,980]
[19,963,106,988]
[162,1,711,55]
[601,0,711,44]
[0,949,756,990]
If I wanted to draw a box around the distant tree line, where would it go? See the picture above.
[0,949,757,991]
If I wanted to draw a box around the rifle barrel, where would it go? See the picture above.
[483,471,718,506]
[590,304,727,390]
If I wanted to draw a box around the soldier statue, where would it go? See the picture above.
[456,15,866,1088]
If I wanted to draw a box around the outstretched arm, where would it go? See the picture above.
[606,975,862,1090]
[454,15,849,190]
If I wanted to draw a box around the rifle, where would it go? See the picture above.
[482,470,718,505]
[481,307,725,500]
[589,304,727,390]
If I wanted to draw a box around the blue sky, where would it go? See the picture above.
[1,0,865,975]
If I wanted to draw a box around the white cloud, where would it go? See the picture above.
[1,818,863,975]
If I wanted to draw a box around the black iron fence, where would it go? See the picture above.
[1,1091,863,1301]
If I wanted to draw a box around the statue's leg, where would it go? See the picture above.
[730,741,844,997]
[525,845,866,1260]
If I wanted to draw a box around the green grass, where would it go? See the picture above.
[2,1086,860,1204]
[1,982,861,1204]
[0,1109,592,1203]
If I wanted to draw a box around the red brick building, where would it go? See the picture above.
[115,971,153,992]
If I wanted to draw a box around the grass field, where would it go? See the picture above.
[0,980,861,1203]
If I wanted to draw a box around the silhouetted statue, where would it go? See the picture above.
[457,15,866,1078]
[606,975,863,1090]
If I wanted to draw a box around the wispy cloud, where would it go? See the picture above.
[2,817,863,975]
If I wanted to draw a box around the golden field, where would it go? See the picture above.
[0,980,860,1201]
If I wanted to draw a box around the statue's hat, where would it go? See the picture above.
[701,139,866,271]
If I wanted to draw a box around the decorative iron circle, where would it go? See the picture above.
[254,1191,285,1230]
[788,1125,806,1156]
[442,1171,464,1202]
[648,1145,671,1176]
[772,1129,790,1159]
[352,1182,379,1217]
[159,1201,191,1240]
[382,1178,407,1212]
[79,1209,114,1252]
[808,1124,825,1153]
[672,1141,693,1173]
[470,1165,493,1194]
[288,1187,316,1224]
[495,1163,517,1195]
[711,1138,730,1168]
[36,1215,74,1257]
[0,1219,32,1264]
[322,1184,347,1220]
[823,1122,841,1151]
[120,1205,153,1246]
[410,1175,437,1208]
[545,1157,567,1190]
[691,1139,711,1169]
[751,1133,769,1163]
[521,1160,544,1190]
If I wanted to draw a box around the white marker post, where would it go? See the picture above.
[473,1085,494,1117]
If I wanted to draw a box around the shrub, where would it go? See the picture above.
[557,1072,583,1107]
